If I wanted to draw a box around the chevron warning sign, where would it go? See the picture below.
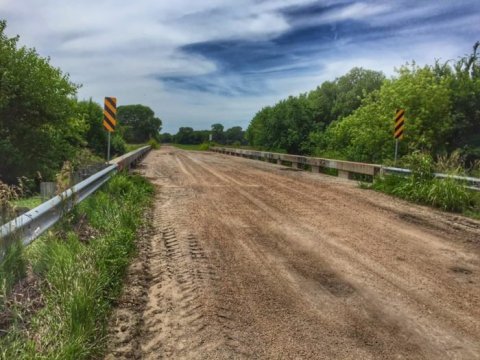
[103,97,117,132]
[394,109,405,139]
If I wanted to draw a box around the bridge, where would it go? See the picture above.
[106,145,480,359]
[2,145,479,359]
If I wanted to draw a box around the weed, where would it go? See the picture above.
[0,173,154,358]
[147,138,160,150]
[372,152,477,214]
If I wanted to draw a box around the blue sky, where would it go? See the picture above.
[1,0,479,133]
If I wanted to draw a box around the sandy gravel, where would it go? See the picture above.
[106,146,480,359]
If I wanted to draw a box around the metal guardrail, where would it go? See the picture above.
[211,147,480,191]
[0,146,151,258]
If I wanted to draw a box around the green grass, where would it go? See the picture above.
[370,174,479,215]
[125,143,146,152]
[12,196,43,210]
[0,173,154,359]
[173,143,211,151]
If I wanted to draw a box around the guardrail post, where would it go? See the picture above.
[311,165,320,173]
[338,170,351,179]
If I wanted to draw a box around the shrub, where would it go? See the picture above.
[372,151,475,213]
[147,138,160,150]
[199,142,210,151]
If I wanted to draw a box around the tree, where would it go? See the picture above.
[76,99,106,156]
[0,20,81,183]
[211,123,224,143]
[225,126,245,145]
[160,133,173,143]
[314,64,452,162]
[174,127,195,144]
[245,67,384,155]
[117,104,162,143]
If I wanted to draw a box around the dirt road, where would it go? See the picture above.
[106,146,480,359]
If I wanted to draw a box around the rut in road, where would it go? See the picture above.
[106,146,480,359]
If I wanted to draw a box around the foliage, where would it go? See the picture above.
[147,138,160,150]
[0,174,154,359]
[372,152,475,213]
[0,20,82,183]
[117,104,162,143]
[173,143,210,151]
[75,100,106,157]
[211,123,224,143]
[111,133,126,156]
[246,68,385,154]
[0,240,27,307]
[224,126,246,145]
[174,127,209,144]
[160,132,173,143]
[313,64,453,162]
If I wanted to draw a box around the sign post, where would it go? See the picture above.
[103,97,117,162]
[394,109,405,164]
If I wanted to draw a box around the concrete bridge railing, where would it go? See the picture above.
[210,147,381,179]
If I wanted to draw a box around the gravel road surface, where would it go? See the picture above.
[106,146,480,359]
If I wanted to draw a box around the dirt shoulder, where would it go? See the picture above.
[106,146,480,359]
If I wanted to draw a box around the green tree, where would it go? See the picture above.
[314,64,452,162]
[225,126,245,145]
[211,123,224,143]
[76,99,106,156]
[160,133,173,143]
[246,67,384,155]
[174,127,195,144]
[442,42,480,162]
[117,104,162,143]
[0,20,81,183]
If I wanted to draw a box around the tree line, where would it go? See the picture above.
[246,42,480,166]
[162,123,247,146]
[0,21,162,184]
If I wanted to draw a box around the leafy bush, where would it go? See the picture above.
[199,142,210,151]
[147,138,160,150]
[372,152,475,213]
[110,133,126,156]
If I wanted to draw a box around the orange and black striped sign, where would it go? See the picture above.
[394,109,405,139]
[103,97,117,132]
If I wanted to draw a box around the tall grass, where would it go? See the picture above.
[371,151,478,214]
[0,174,154,359]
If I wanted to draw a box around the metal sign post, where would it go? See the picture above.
[394,109,405,164]
[394,139,399,164]
[103,96,117,162]
[107,132,111,162]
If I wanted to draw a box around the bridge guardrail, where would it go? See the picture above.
[211,147,480,191]
[210,147,381,178]
[0,146,151,258]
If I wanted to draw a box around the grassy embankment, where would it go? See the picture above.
[0,173,154,359]
[366,152,480,218]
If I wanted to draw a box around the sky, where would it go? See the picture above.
[1,0,479,133]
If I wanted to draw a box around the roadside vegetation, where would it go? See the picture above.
[368,152,480,216]
[173,143,212,151]
[163,123,248,148]
[0,173,154,359]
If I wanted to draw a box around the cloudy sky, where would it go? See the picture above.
[1,0,479,133]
